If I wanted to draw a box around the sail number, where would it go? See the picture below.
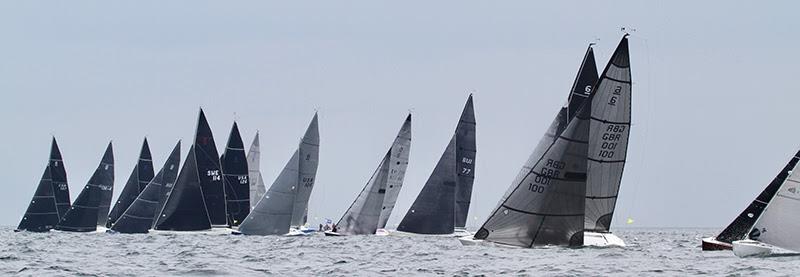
[207,170,221,181]
[607,86,623,106]
[461,157,474,176]
[237,175,248,185]
[57,183,68,190]
[529,159,564,193]
[302,177,314,187]
[598,124,626,159]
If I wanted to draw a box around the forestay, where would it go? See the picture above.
[106,138,154,228]
[56,143,115,232]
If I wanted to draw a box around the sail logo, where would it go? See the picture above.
[583,85,592,95]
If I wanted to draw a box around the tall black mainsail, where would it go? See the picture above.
[49,138,71,220]
[221,122,250,226]
[154,145,212,231]
[335,115,412,235]
[194,109,228,227]
[397,96,475,235]
[111,142,181,234]
[56,142,115,232]
[712,150,800,246]
[16,138,71,232]
[106,138,154,228]
[474,38,627,247]
[239,113,319,235]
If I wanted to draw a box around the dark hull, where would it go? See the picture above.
[702,237,732,251]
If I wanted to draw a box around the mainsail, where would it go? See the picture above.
[748,151,800,252]
[583,37,632,233]
[292,113,320,227]
[377,115,412,229]
[154,145,212,231]
[194,109,228,227]
[106,138,154,228]
[247,132,266,210]
[474,38,628,247]
[714,151,800,244]
[16,138,70,232]
[239,113,319,235]
[397,96,475,235]
[337,115,412,235]
[49,138,71,219]
[221,122,250,226]
[110,142,181,234]
[56,142,115,232]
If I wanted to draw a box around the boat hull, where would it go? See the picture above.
[701,237,732,251]
[323,231,344,237]
[583,232,626,247]
[375,229,390,236]
[733,240,773,257]
[457,235,522,248]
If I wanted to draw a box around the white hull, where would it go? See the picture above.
[149,227,235,235]
[733,240,774,257]
[453,228,473,238]
[457,235,522,248]
[583,232,626,247]
[375,229,390,236]
[388,229,465,237]
[285,226,317,237]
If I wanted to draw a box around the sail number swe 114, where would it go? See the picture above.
[528,159,564,193]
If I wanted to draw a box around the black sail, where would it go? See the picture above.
[17,167,59,232]
[50,138,71,219]
[397,137,457,234]
[111,142,181,234]
[454,95,477,229]
[154,145,212,231]
[221,122,250,226]
[194,109,228,227]
[56,142,114,232]
[106,138,154,228]
[714,150,800,244]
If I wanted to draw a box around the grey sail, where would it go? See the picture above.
[56,142,115,232]
[16,138,70,232]
[239,113,319,235]
[106,138,154,228]
[397,137,457,234]
[247,132,266,210]
[291,113,320,227]
[110,142,181,234]
[748,153,800,252]
[338,114,412,235]
[377,114,412,229]
[583,37,632,233]
[474,38,627,247]
[454,95,477,229]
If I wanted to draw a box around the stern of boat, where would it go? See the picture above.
[733,240,773,257]
[584,231,626,247]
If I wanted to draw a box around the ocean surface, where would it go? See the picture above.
[1,227,798,276]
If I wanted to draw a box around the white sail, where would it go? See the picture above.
[748,161,800,252]
[247,132,266,210]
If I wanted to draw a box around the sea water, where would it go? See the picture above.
[1,227,798,276]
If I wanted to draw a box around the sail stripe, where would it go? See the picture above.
[586,195,617,199]
[558,135,589,144]
[587,158,626,163]
[603,76,632,84]
[501,205,584,217]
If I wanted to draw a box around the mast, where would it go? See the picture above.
[154,145,212,231]
[247,132,266,210]
[111,142,181,234]
[106,138,154,228]
[377,114,412,229]
[55,142,114,232]
[221,122,250,226]
[193,109,228,227]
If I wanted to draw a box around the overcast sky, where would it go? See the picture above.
[2,1,799,230]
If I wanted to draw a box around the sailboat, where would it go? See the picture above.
[106,138,154,228]
[702,150,800,251]
[732,150,800,257]
[460,36,630,248]
[16,138,71,232]
[109,141,181,234]
[395,95,475,236]
[221,122,250,226]
[237,113,319,236]
[55,142,115,232]
[247,132,266,211]
[325,114,412,236]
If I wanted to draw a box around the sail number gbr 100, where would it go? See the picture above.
[597,124,626,159]
[528,159,564,193]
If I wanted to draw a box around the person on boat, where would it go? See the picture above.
[318,224,323,232]
[332,224,338,233]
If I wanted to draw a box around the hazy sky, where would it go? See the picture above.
[2,1,799,230]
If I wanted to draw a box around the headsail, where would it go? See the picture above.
[454,95,477,229]
[49,138,71,219]
[748,152,800,252]
[56,142,115,232]
[583,36,632,233]
[474,38,628,247]
[338,115,412,235]
[154,145,212,231]
[106,138,154,228]
[221,122,250,226]
[377,114,412,229]
[247,133,266,210]
[397,96,474,235]
[111,142,181,234]
[292,113,320,227]
[714,151,800,244]
[194,109,228,227]
[239,113,319,235]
